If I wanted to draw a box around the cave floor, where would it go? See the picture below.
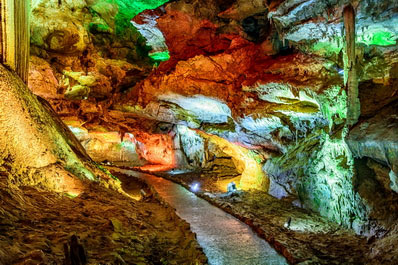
[0,173,207,264]
[110,168,288,265]
[140,169,371,264]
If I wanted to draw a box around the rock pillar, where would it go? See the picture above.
[343,4,360,126]
[0,0,30,83]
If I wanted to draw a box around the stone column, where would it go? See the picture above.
[0,0,30,83]
[343,4,360,126]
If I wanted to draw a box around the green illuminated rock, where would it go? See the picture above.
[149,51,170,62]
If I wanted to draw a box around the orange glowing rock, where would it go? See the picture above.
[138,164,175,172]
[134,131,177,171]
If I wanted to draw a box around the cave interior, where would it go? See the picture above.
[1,0,398,264]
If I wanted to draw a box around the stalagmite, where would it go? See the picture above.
[343,4,360,126]
[0,0,98,193]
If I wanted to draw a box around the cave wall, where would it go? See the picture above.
[122,0,397,234]
[27,0,398,235]
[29,0,156,103]
[28,0,176,171]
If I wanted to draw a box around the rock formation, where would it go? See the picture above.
[23,0,398,262]
[0,1,207,263]
[0,0,30,81]
[343,3,360,126]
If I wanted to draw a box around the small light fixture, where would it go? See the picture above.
[284,217,292,229]
[190,182,200,192]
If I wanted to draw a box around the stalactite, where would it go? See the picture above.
[343,4,360,126]
[0,0,30,83]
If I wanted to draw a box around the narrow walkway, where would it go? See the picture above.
[113,168,287,265]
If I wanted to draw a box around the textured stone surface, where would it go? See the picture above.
[64,118,178,170]
[0,172,207,264]
[117,0,398,238]
[29,0,153,102]
[0,63,96,194]
[369,223,398,264]
[132,9,169,55]
[122,43,369,231]
[348,102,398,176]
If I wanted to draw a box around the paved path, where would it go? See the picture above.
[113,169,287,265]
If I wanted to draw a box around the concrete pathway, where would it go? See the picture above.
[114,169,287,265]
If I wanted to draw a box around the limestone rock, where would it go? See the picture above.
[347,102,398,177]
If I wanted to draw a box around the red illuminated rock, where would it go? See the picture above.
[134,131,176,168]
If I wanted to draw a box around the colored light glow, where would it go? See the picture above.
[102,0,170,36]
[190,182,200,192]
[68,124,176,170]
[196,130,269,191]
[138,164,175,172]
[311,40,342,56]
[284,17,398,59]
[65,192,79,198]
[149,51,170,61]
[134,131,176,170]
[360,29,397,46]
